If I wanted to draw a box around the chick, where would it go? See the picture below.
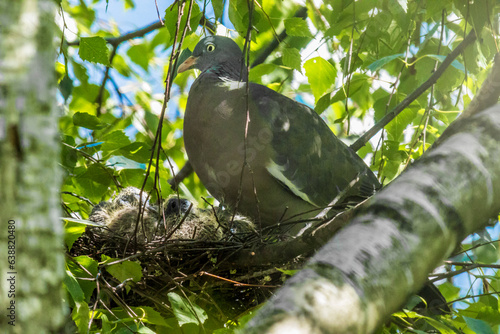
[88,188,256,244]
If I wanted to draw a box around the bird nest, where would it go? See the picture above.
[69,188,304,322]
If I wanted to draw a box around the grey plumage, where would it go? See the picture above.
[179,36,380,232]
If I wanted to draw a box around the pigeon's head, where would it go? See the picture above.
[178,36,243,75]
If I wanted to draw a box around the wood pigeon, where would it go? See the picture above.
[178,36,380,232]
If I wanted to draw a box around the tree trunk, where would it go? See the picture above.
[243,104,500,333]
[0,1,66,333]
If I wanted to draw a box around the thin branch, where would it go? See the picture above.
[350,29,477,152]
[444,261,500,269]
[95,45,118,116]
[67,21,163,47]
[62,142,122,189]
[168,161,193,190]
[67,16,216,47]
[224,204,359,267]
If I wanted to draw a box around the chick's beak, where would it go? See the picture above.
[177,56,198,73]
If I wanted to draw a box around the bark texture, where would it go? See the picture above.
[242,104,500,333]
[0,1,65,333]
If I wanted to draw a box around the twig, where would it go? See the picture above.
[444,261,500,269]
[164,203,193,240]
[95,45,118,116]
[67,16,216,47]
[428,264,480,283]
[200,271,279,288]
[168,160,193,190]
[350,29,477,152]
[62,142,122,189]
[61,191,94,206]
[448,291,500,304]
[67,21,163,47]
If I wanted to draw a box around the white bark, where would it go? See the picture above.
[243,104,500,333]
[0,1,65,332]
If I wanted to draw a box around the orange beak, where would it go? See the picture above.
[177,56,198,73]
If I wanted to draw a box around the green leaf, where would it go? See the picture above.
[386,107,418,141]
[164,1,201,43]
[101,130,132,152]
[314,93,331,114]
[72,302,90,334]
[437,282,460,301]
[173,48,193,80]
[463,316,495,334]
[151,28,171,50]
[70,83,109,114]
[282,47,302,72]
[118,169,149,188]
[123,0,134,10]
[127,44,154,72]
[228,0,247,33]
[79,36,110,65]
[468,0,491,36]
[425,54,466,73]
[95,305,171,328]
[59,75,74,101]
[212,0,224,19]
[101,314,112,333]
[64,270,86,303]
[118,142,152,163]
[228,0,261,35]
[332,74,370,104]
[64,220,87,250]
[472,240,499,264]
[284,17,313,37]
[304,57,337,101]
[106,261,143,283]
[112,54,132,77]
[315,74,369,113]
[62,218,103,227]
[73,112,106,130]
[422,316,456,334]
[66,256,98,302]
[114,325,156,334]
[168,292,208,327]
[133,306,170,327]
[367,53,404,72]
[73,164,113,202]
[249,63,278,82]
[275,268,298,276]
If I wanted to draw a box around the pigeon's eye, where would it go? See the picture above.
[206,44,216,52]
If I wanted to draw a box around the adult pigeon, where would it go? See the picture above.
[178,36,380,232]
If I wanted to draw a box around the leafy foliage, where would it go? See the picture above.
[57,0,500,332]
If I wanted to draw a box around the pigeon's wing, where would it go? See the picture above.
[250,83,380,208]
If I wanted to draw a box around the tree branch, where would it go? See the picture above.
[67,17,216,47]
[67,21,163,47]
[168,160,193,190]
[225,203,359,267]
[244,101,500,333]
[350,29,477,152]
